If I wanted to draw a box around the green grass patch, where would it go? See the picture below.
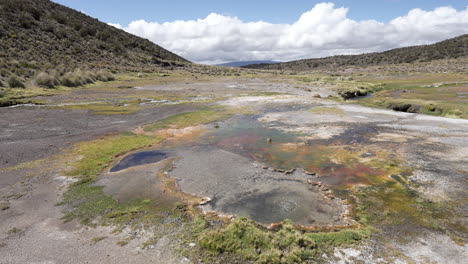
[60,132,172,226]
[351,74,468,119]
[54,102,144,115]
[0,86,55,106]
[66,132,162,178]
[308,106,345,115]
[198,218,373,264]
[144,107,252,132]
[144,110,228,131]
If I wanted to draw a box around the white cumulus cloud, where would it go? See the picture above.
[107,23,123,29]
[113,3,468,64]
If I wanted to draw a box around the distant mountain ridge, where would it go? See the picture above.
[0,0,189,85]
[217,61,280,67]
[243,34,468,71]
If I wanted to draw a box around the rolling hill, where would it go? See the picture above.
[0,0,189,88]
[243,34,468,71]
[216,60,280,67]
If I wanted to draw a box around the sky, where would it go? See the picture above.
[52,0,468,64]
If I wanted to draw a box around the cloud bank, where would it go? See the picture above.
[110,3,468,64]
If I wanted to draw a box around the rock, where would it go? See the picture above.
[0,201,10,211]
[306,180,324,187]
[181,257,192,264]
[305,170,316,176]
[199,197,212,205]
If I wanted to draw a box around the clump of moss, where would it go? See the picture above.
[199,218,372,263]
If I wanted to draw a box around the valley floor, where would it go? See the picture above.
[0,72,466,264]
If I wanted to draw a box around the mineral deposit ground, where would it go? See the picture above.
[1,72,467,264]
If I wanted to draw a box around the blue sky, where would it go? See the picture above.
[51,1,468,63]
[52,0,468,25]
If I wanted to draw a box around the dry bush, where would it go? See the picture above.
[60,69,114,87]
[35,71,60,88]
[95,70,115,82]
[8,75,25,88]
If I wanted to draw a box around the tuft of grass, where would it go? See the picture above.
[59,69,115,87]
[35,72,60,88]
[91,236,107,244]
[7,227,22,235]
[8,75,25,88]
[95,70,116,82]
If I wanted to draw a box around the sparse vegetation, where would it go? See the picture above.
[33,69,115,88]
[353,74,468,118]
[8,75,25,88]
[91,236,107,244]
[143,107,252,131]
[245,34,468,72]
[0,0,188,91]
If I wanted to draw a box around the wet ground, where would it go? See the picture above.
[1,76,467,263]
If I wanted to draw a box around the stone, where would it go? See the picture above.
[199,197,212,205]
[0,201,10,211]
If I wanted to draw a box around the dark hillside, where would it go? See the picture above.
[0,0,189,87]
[244,34,468,71]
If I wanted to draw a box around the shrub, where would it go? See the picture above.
[95,70,115,82]
[60,70,84,87]
[0,69,9,77]
[8,75,25,88]
[28,7,42,20]
[35,72,60,88]
[41,22,55,33]
[19,14,35,29]
[52,13,68,25]
[60,69,109,87]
